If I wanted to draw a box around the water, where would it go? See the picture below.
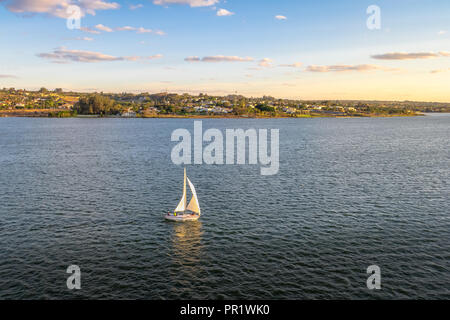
[0,115,449,300]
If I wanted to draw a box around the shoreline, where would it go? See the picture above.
[0,109,426,119]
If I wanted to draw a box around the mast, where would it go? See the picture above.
[183,167,186,209]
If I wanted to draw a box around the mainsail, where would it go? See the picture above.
[186,177,201,215]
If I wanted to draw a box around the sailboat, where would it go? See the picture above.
[165,168,202,222]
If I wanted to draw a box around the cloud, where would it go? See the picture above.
[217,8,234,16]
[80,27,101,34]
[137,27,152,33]
[371,52,441,60]
[116,26,136,31]
[123,54,163,61]
[438,30,447,35]
[147,54,163,60]
[439,51,450,57]
[129,4,143,10]
[95,24,113,32]
[79,0,119,14]
[258,58,273,68]
[185,55,254,62]
[430,68,450,74]
[1,0,120,18]
[185,56,201,62]
[67,36,94,41]
[99,26,166,35]
[37,48,121,63]
[279,62,303,68]
[306,64,394,73]
[36,47,162,63]
[275,15,287,20]
[203,56,253,62]
[134,27,166,35]
[0,74,17,78]
[152,0,218,7]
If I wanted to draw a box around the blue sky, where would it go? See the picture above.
[0,0,449,101]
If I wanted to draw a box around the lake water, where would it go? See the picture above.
[0,115,449,299]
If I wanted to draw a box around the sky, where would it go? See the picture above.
[0,0,449,101]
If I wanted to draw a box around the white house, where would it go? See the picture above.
[121,107,137,117]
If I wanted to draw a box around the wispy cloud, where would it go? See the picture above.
[87,25,167,35]
[430,68,450,74]
[123,54,163,61]
[438,30,447,35]
[120,26,165,35]
[217,9,234,16]
[371,52,441,60]
[185,56,201,62]
[306,64,396,73]
[37,48,121,63]
[67,37,94,41]
[37,47,162,63]
[116,26,136,31]
[275,15,287,20]
[153,0,218,7]
[95,24,113,32]
[0,74,17,78]
[80,27,101,34]
[136,27,166,35]
[279,62,303,68]
[153,30,166,36]
[129,4,143,10]
[1,0,120,18]
[185,55,254,62]
[258,58,273,68]
[136,27,153,33]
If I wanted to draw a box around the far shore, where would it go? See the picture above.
[0,109,426,119]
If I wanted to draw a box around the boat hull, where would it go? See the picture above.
[164,213,200,222]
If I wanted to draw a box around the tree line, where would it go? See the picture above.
[74,94,124,115]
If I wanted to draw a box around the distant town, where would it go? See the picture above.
[1,87,449,118]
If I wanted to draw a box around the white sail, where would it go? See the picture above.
[174,168,187,212]
[186,177,201,215]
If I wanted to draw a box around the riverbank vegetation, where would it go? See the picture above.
[74,94,123,116]
[1,88,448,118]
